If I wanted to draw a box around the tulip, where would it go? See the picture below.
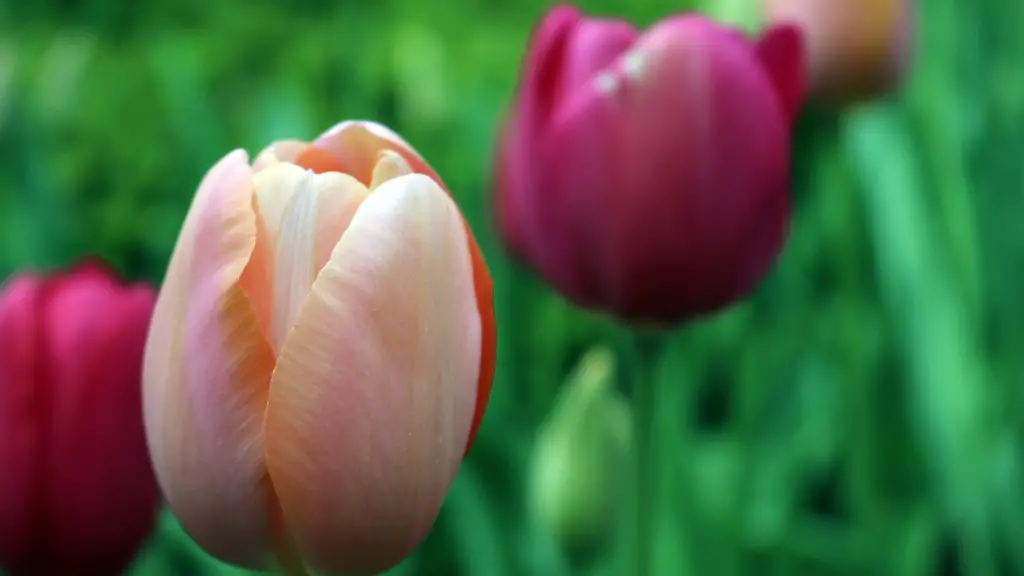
[143,120,496,574]
[0,261,159,576]
[761,0,913,104]
[496,5,805,325]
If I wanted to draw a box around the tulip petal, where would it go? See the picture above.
[305,121,495,444]
[293,146,347,175]
[462,224,495,456]
[253,140,309,171]
[264,173,482,574]
[252,163,369,352]
[497,4,580,295]
[560,18,637,97]
[369,150,413,190]
[44,269,159,573]
[269,171,318,354]
[142,150,278,569]
[0,276,46,572]
[303,120,443,187]
[755,23,806,122]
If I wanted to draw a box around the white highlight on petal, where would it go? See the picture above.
[369,150,413,191]
[253,163,369,353]
[271,171,318,354]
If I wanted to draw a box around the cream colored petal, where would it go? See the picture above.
[252,164,368,352]
[263,174,482,574]
[269,171,318,354]
[252,139,309,171]
[310,172,368,271]
[369,150,413,191]
[142,150,277,569]
[252,163,308,246]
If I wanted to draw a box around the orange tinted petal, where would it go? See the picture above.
[461,220,496,456]
[312,123,496,438]
[142,150,277,569]
[309,120,444,187]
[293,145,347,175]
[264,174,482,574]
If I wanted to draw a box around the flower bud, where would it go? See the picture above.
[0,261,159,576]
[143,120,496,575]
[527,347,631,563]
[496,5,805,325]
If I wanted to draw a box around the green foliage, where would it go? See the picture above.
[1,0,1023,574]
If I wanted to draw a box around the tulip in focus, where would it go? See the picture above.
[496,5,805,325]
[0,262,160,576]
[143,121,496,574]
[762,0,913,104]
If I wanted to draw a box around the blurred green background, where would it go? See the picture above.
[2,0,1024,574]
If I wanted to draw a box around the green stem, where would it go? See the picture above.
[627,331,665,576]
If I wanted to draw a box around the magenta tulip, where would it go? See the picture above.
[0,261,159,576]
[496,5,805,324]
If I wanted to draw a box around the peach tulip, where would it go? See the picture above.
[761,0,913,104]
[142,121,496,574]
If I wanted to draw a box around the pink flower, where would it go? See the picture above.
[496,5,805,325]
[143,121,496,574]
[0,261,159,576]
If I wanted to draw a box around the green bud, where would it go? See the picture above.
[527,347,632,564]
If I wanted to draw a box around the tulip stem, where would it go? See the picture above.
[626,330,665,576]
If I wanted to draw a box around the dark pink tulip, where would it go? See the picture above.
[0,261,159,576]
[496,5,805,324]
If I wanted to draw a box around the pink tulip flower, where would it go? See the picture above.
[496,5,805,325]
[0,261,159,576]
[143,121,496,575]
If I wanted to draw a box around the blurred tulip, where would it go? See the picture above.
[761,0,913,104]
[528,347,631,564]
[496,5,805,325]
[0,261,159,576]
[143,120,496,574]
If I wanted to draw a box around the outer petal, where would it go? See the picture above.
[559,18,637,98]
[494,6,583,261]
[497,7,616,263]
[142,150,277,568]
[497,6,596,304]
[518,5,582,131]
[264,174,481,574]
[306,120,495,454]
[301,120,444,187]
[45,264,159,574]
[755,23,806,123]
[0,275,46,573]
